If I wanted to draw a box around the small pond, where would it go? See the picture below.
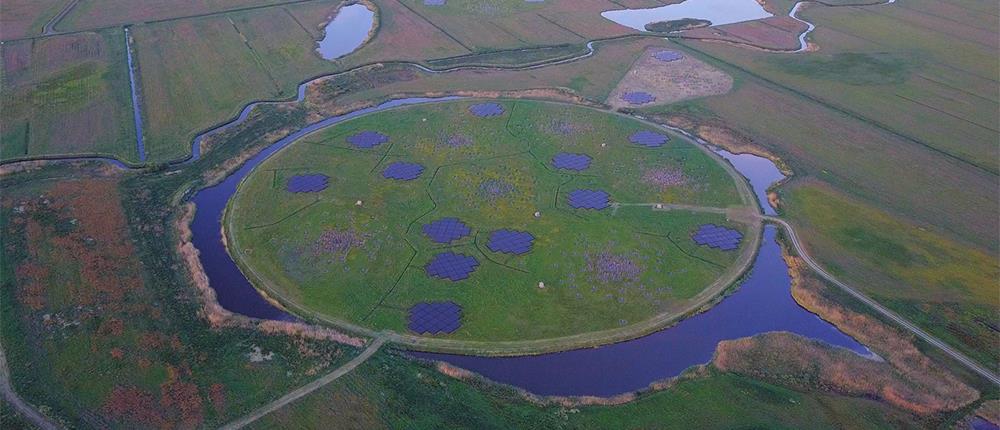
[602,0,772,32]
[714,149,785,216]
[316,3,375,60]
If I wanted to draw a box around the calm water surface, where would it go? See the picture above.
[602,0,772,31]
[316,4,375,60]
[714,149,785,216]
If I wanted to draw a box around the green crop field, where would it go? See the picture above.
[227,100,749,342]
[0,29,137,162]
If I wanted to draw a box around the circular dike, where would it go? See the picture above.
[226,99,756,352]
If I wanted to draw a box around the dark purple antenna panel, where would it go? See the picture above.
[486,229,535,255]
[551,152,592,171]
[286,174,329,193]
[567,189,610,210]
[691,224,743,251]
[425,252,480,281]
[621,91,656,105]
[653,50,683,62]
[468,102,505,118]
[628,130,669,148]
[346,130,389,148]
[422,217,471,243]
[382,162,425,181]
[408,301,462,334]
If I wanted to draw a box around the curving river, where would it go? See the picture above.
[188,97,873,396]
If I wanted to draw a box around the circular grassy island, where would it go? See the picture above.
[226,99,760,352]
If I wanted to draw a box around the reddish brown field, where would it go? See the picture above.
[679,16,807,51]
[335,0,470,66]
[0,0,67,40]
[1,175,351,427]
[57,0,301,32]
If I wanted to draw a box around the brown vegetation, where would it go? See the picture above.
[606,47,733,109]
[678,16,808,52]
[763,251,980,415]
[659,112,792,175]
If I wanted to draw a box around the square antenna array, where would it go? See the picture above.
[408,301,462,334]
[629,130,669,148]
[469,102,505,117]
[422,217,472,243]
[425,252,480,281]
[382,162,425,181]
[621,91,656,105]
[551,152,593,171]
[568,189,611,210]
[486,229,535,255]
[346,131,389,148]
[691,224,743,251]
[286,174,329,193]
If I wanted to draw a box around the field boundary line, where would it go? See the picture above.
[390,0,473,53]
[676,41,1000,176]
[767,216,1000,386]
[218,336,386,430]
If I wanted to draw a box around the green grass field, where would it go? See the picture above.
[780,180,999,369]
[0,29,138,162]
[228,100,747,341]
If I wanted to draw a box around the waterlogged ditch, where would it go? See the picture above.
[189,98,871,396]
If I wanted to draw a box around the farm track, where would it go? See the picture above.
[218,336,386,430]
[0,338,61,429]
[42,0,80,35]
[766,216,1000,386]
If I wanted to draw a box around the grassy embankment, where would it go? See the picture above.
[246,348,933,429]
[637,0,998,370]
[227,100,746,342]
[1,29,138,163]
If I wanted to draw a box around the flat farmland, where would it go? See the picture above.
[0,0,69,40]
[1,29,137,162]
[131,1,346,161]
[317,0,470,67]
[56,0,318,32]
[782,180,999,369]
[333,36,669,106]
[397,0,632,51]
[688,0,1000,173]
